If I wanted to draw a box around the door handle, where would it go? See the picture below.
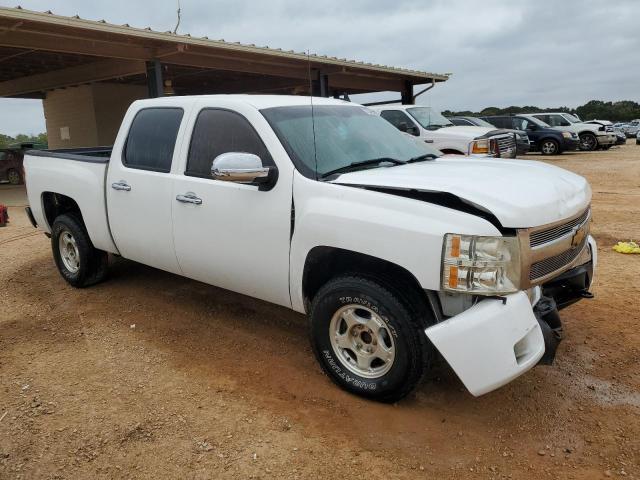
[176,192,202,205]
[111,181,131,191]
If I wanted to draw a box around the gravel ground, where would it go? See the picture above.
[1,141,639,479]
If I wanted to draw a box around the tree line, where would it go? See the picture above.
[0,132,48,149]
[442,100,640,123]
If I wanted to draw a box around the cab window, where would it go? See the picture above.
[123,108,184,172]
[186,109,273,178]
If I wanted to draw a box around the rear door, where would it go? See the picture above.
[106,106,187,274]
[171,104,293,307]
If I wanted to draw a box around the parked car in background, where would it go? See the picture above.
[448,116,530,155]
[624,120,640,138]
[0,148,24,184]
[583,120,625,147]
[371,105,517,158]
[481,115,580,155]
[637,130,640,145]
[24,95,597,401]
[527,113,616,151]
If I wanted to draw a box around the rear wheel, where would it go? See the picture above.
[540,139,559,155]
[310,275,430,402]
[579,132,597,151]
[51,214,108,288]
[7,168,22,185]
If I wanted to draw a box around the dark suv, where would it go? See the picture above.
[481,115,580,155]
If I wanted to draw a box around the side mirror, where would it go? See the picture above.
[527,124,537,131]
[211,152,276,189]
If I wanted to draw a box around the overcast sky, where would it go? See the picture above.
[1,0,639,136]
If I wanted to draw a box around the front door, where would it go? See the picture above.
[106,107,185,274]
[171,108,292,307]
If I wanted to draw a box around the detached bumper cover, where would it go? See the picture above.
[425,291,544,397]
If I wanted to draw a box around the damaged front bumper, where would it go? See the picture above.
[425,236,597,397]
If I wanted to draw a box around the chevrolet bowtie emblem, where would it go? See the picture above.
[571,226,586,249]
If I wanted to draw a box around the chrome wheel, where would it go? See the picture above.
[58,230,80,273]
[329,305,396,378]
[541,140,557,155]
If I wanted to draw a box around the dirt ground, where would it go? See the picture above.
[1,141,639,480]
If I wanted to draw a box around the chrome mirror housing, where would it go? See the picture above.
[211,152,272,185]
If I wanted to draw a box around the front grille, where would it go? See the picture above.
[529,208,590,248]
[495,135,517,158]
[529,237,587,280]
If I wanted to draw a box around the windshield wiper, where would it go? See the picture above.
[321,157,405,178]
[407,153,439,163]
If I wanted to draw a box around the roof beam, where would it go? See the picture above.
[0,29,152,60]
[0,58,146,96]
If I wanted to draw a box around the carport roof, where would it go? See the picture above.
[0,6,449,98]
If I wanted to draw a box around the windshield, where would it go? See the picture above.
[261,105,441,179]
[406,107,454,130]
[468,117,495,128]
[563,113,581,124]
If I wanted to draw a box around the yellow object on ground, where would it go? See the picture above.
[612,241,640,254]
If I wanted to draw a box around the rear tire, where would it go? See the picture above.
[579,132,597,151]
[310,275,430,402]
[7,168,22,185]
[51,213,108,288]
[540,139,559,155]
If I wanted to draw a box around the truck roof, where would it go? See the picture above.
[131,94,352,110]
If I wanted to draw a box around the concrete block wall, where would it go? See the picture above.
[43,83,147,149]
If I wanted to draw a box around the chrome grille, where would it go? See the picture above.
[529,237,587,280]
[495,134,517,158]
[529,208,590,248]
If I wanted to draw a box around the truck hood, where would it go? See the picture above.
[434,125,494,140]
[330,158,591,228]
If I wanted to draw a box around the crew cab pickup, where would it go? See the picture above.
[24,95,597,401]
[371,105,518,158]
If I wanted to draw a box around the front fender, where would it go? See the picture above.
[289,172,500,313]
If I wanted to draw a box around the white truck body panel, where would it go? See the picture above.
[425,291,544,396]
[23,94,597,398]
[24,155,118,253]
[330,157,591,228]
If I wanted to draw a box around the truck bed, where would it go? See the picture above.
[24,146,118,254]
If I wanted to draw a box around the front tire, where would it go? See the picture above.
[51,214,108,288]
[540,139,559,155]
[310,275,429,402]
[579,132,597,151]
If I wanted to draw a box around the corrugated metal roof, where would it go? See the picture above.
[0,5,449,82]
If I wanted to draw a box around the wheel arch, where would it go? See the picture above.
[301,246,437,327]
[41,192,85,231]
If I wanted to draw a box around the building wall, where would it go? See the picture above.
[43,83,147,149]
[43,85,98,149]
[93,83,148,146]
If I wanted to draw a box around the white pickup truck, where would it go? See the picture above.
[371,105,518,158]
[24,95,596,402]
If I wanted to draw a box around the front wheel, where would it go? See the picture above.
[51,214,108,288]
[310,275,429,402]
[579,133,598,151]
[540,139,559,155]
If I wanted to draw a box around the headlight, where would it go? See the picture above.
[441,234,521,295]
[469,138,498,156]
[562,132,572,138]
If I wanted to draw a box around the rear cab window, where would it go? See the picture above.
[123,108,184,172]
